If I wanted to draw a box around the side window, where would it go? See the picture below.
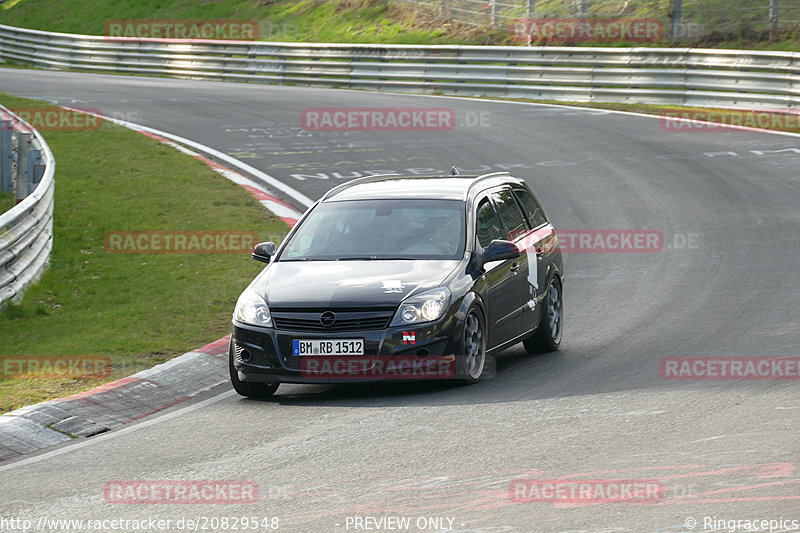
[475,197,504,249]
[491,189,527,240]
[512,188,547,229]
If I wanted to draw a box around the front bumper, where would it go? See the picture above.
[231,315,459,384]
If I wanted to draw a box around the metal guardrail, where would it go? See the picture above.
[397,0,800,42]
[0,103,55,306]
[1,23,799,110]
[0,24,795,303]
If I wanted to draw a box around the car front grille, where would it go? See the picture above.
[271,308,395,332]
[408,339,448,357]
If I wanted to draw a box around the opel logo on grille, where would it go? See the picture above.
[319,311,336,327]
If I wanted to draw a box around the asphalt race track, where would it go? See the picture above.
[1,68,799,532]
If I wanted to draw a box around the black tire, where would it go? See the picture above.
[229,343,279,398]
[456,306,487,384]
[523,276,563,354]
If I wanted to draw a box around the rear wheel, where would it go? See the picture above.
[457,306,487,384]
[523,276,563,354]
[229,342,278,398]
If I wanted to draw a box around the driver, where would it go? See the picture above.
[425,214,459,254]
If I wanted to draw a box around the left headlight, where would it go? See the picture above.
[233,288,273,327]
[391,287,451,327]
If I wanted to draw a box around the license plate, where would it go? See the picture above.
[292,339,364,356]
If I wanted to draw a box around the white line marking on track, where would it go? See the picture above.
[0,390,236,472]
[62,107,315,207]
[308,87,800,139]
[133,130,302,225]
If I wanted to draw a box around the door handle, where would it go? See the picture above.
[510,262,520,272]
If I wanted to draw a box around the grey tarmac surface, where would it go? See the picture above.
[1,68,799,532]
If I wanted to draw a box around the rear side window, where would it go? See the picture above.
[475,198,504,249]
[513,188,547,229]
[491,189,527,240]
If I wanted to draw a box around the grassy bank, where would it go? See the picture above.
[516,101,800,135]
[0,93,288,413]
[0,191,12,213]
[0,0,503,44]
[1,0,798,49]
[461,97,800,135]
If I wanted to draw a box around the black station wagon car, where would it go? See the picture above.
[230,171,564,397]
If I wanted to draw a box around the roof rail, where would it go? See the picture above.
[319,170,513,202]
[320,173,400,201]
[468,171,511,187]
[462,171,512,199]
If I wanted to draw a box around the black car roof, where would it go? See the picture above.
[321,172,526,202]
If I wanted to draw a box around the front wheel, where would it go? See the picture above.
[523,276,563,354]
[229,342,279,398]
[456,306,487,384]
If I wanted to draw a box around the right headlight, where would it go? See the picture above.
[391,287,451,327]
[233,288,273,327]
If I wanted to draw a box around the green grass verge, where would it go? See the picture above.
[1,0,799,49]
[0,93,288,413]
[0,0,504,45]
[1,191,13,213]
[492,100,800,135]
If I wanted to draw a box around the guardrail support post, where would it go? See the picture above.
[770,0,779,39]
[28,148,44,189]
[15,132,31,205]
[672,0,683,40]
[0,119,12,193]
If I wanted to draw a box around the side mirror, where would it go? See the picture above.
[483,239,520,264]
[252,242,277,264]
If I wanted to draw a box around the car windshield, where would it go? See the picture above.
[279,199,466,261]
